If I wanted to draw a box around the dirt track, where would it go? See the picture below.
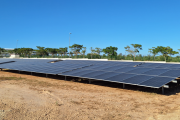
[0,71,180,120]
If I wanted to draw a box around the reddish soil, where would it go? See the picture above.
[0,71,180,120]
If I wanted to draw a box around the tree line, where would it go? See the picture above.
[0,44,180,62]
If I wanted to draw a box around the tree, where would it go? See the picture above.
[148,47,158,61]
[23,48,33,57]
[124,44,142,61]
[156,46,178,61]
[45,48,58,57]
[90,47,95,59]
[178,49,180,62]
[81,47,86,58]
[36,46,48,57]
[58,48,63,57]
[95,47,102,58]
[0,48,5,55]
[61,47,68,57]
[7,50,14,55]
[69,44,83,58]
[103,46,118,60]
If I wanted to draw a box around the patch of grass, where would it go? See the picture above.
[55,101,62,106]
[0,76,25,81]
[25,80,58,87]
[71,100,81,105]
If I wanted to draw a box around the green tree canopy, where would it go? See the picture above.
[149,47,159,60]
[13,48,33,57]
[45,48,58,56]
[124,44,142,61]
[69,44,83,58]
[81,47,86,58]
[156,46,178,61]
[0,48,5,54]
[36,46,48,57]
[103,46,118,59]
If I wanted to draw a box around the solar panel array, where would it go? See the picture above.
[60,62,178,88]
[0,59,93,74]
[0,59,179,88]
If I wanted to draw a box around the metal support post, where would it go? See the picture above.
[89,79,91,84]
[46,74,48,78]
[123,84,125,89]
[162,87,164,94]
[65,76,66,80]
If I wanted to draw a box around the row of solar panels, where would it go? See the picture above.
[0,65,174,88]
[1,62,179,78]
[2,59,180,69]
[0,59,179,89]
[0,59,143,67]
[60,69,174,88]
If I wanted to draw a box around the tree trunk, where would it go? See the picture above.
[164,56,166,62]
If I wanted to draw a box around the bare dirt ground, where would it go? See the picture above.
[0,71,180,120]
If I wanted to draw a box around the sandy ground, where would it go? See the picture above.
[0,71,180,120]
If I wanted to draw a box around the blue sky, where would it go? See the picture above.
[0,0,180,55]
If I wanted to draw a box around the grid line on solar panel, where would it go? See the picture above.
[73,71,107,79]
[158,70,180,77]
[105,73,136,82]
[140,69,169,76]
[139,77,174,88]
[113,67,137,73]
[126,68,152,74]
[88,72,120,80]
[120,75,154,85]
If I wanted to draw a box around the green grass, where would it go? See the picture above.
[0,76,25,81]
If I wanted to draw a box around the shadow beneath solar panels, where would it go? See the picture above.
[0,61,16,64]
[2,70,180,95]
[163,79,180,96]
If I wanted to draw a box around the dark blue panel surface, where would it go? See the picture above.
[127,68,152,74]
[159,70,180,77]
[92,72,120,80]
[101,66,125,71]
[142,69,169,75]
[79,71,107,78]
[121,75,154,84]
[106,73,136,82]
[115,67,137,73]
[139,77,174,88]
[62,70,95,77]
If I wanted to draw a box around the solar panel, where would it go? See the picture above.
[142,69,169,76]
[114,67,137,73]
[159,70,180,77]
[156,64,174,68]
[168,64,180,69]
[78,71,107,79]
[121,75,154,85]
[106,73,136,82]
[139,77,174,88]
[127,68,152,74]
[60,69,87,76]
[1,58,180,89]
[101,66,125,71]
[59,70,94,77]
[91,72,120,80]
